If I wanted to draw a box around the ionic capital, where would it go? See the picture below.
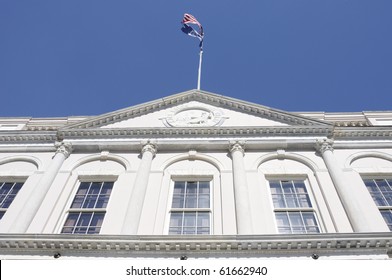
[316,139,334,155]
[54,141,73,158]
[141,141,157,156]
[229,141,245,155]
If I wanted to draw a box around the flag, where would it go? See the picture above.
[181,13,204,50]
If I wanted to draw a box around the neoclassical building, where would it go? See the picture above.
[0,89,391,259]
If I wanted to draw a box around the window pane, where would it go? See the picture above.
[298,194,311,208]
[302,212,317,226]
[275,213,291,233]
[364,179,378,192]
[76,182,90,195]
[282,181,294,193]
[199,182,210,194]
[186,182,197,194]
[269,182,282,193]
[288,212,306,233]
[198,194,210,208]
[371,193,387,206]
[183,212,196,227]
[272,194,286,208]
[64,213,79,227]
[182,228,196,235]
[197,212,210,227]
[74,227,88,234]
[197,227,210,234]
[288,212,302,226]
[0,211,5,219]
[275,213,289,227]
[375,179,390,192]
[71,195,84,208]
[61,227,73,234]
[293,181,307,193]
[96,196,111,208]
[0,195,6,206]
[173,182,185,194]
[1,183,13,194]
[89,182,102,194]
[11,183,23,194]
[90,213,105,227]
[185,195,197,208]
[87,227,101,234]
[172,194,184,208]
[285,194,298,208]
[380,210,392,230]
[83,195,98,208]
[172,182,185,208]
[101,182,113,195]
[169,228,182,235]
[1,195,15,208]
[385,193,392,206]
[77,213,93,226]
[170,213,183,227]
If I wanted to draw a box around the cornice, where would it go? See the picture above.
[333,127,392,139]
[58,126,333,140]
[0,131,57,143]
[0,233,390,258]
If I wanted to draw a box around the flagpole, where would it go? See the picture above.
[197,49,203,90]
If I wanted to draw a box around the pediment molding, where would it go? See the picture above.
[61,90,332,130]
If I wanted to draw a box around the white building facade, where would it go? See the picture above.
[0,90,391,259]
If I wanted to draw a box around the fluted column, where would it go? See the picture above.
[9,142,72,233]
[122,141,157,234]
[317,139,389,232]
[230,141,253,234]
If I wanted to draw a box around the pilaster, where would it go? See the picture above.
[8,142,72,233]
[229,141,253,234]
[316,139,389,232]
[121,141,157,235]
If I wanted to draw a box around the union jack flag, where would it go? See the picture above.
[181,13,204,50]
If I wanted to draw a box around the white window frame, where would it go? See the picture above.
[60,175,117,234]
[166,176,213,235]
[0,179,25,220]
[266,176,322,234]
[362,176,392,231]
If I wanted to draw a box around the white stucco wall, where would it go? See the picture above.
[1,145,391,235]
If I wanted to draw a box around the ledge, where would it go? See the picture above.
[0,232,391,258]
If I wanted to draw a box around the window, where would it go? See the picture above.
[363,178,392,230]
[269,180,320,234]
[169,180,211,235]
[0,182,23,219]
[61,181,113,234]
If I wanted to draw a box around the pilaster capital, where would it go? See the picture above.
[229,141,245,155]
[54,141,73,158]
[141,140,157,156]
[316,138,334,155]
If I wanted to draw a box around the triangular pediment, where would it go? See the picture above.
[62,90,331,131]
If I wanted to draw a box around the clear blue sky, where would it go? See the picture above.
[1,0,391,117]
